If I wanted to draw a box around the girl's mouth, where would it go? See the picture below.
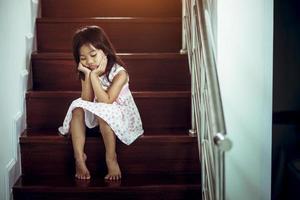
[89,65,98,70]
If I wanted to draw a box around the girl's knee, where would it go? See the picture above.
[72,107,84,119]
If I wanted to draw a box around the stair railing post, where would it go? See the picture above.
[181,0,188,55]
[183,0,197,136]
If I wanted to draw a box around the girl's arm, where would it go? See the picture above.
[90,70,128,104]
[80,73,94,101]
[78,63,94,101]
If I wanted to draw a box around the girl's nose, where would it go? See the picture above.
[86,57,93,65]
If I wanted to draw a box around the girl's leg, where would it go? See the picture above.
[98,117,122,181]
[70,107,91,180]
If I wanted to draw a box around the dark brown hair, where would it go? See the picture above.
[72,25,125,80]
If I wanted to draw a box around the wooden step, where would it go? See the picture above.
[20,133,200,177]
[31,53,190,91]
[41,0,181,18]
[26,91,191,133]
[36,18,181,53]
[13,174,200,200]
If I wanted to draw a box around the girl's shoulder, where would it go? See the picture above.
[108,63,126,81]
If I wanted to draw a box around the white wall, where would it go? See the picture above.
[0,0,39,199]
[217,0,273,200]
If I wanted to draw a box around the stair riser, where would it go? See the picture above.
[37,19,181,53]
[41,0,181,18]
[26,93,191,132]
[20,138,200,176]
[14,188,200,200]
[32,56,190,91]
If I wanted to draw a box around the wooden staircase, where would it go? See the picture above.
[13,0,201,199]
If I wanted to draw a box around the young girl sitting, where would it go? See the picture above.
[58,26,144,181]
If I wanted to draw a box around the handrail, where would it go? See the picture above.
[181,0,232,200]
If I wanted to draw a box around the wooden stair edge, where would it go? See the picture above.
[31,52,187,60]
[13,174,201,199]
[13,174,201,193]
[26,90,191,98]
[13,185,201,193]
[20,131,197,144]
[36,17,181,23]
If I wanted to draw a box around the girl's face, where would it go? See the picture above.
[79,43,107,71]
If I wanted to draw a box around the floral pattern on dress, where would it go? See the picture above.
[58,64,144,145]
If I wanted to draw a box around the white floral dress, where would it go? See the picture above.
[58,64,144,145]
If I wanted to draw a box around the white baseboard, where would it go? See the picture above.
[12,112,24,159]
[6,158,21,200]
[4,112,24,200]
[5,158,20,200]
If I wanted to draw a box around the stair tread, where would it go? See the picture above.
[37,17,181,23]
[14,174,200,191]
[32,52,187,59]
[27,90,191,98]
[21,131,196,143]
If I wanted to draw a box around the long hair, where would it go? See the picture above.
[72,25,125,81]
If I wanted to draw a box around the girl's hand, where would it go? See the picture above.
[92,55,108,76]
[78,62,91,75]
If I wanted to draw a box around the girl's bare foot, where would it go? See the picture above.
[105,154,122,181]
[75,153,91,180]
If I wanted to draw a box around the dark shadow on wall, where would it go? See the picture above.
[272,0,300,199]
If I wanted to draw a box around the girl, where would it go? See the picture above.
[58,26,144,181]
